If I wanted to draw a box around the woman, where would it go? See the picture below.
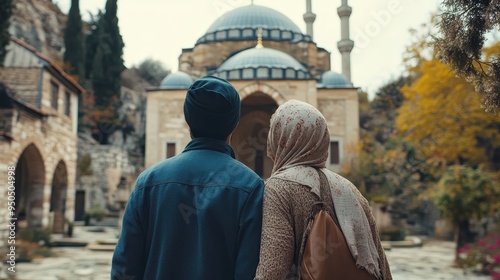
[255,100,392,279]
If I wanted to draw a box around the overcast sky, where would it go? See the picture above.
[54,0,440,97]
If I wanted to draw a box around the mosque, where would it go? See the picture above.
[145,0,359,178]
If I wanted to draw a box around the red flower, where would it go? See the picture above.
[478,240,486,247]
[458,244,470,254]
[493,254,500,264]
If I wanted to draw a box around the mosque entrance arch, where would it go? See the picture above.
[14,144,45,228]
[50,161,68,233]
[232,92,278,179]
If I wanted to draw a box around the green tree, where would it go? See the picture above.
[0,0,13,66]
[63,0,85,80]
[436,0,500,112]
[137,58,170,86]
[90,0,124,144]
[84,12,102,81]
[92,0,124,107]
[432,165,500,259]
[364,77,409,145]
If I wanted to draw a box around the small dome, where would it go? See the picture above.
[318,71,352,88]
[213,47,310,80]
[159,71,193,89]
[197,5,309,44]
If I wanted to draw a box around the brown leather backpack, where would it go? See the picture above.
[299,170,378,280]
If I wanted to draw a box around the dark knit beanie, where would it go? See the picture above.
[183,76,240,141]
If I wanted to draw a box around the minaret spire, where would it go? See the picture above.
[337,0,354,83]
[303,0,316,40]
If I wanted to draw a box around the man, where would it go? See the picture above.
[111,76,264,280]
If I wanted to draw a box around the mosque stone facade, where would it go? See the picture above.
[146,3,359,178]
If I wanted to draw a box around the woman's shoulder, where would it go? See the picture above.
[265,177,308,191]
[265,176,317,204]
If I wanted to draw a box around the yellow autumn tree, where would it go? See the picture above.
[396,44,500,168]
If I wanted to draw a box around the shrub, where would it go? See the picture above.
[17,227,51,246]
[457,231,500,279]
[379,226,406,241]
[16,241,54,262]
[10,227,55,262]
[85,205,108,224]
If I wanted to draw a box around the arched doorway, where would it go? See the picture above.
[15,144,45,228]
[50,161,68,233]
[233,92,278,179]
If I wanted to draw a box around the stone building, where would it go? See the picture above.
[146,2,359,178]
[0,37,82,233]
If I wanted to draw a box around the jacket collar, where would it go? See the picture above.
[183,137,236,159]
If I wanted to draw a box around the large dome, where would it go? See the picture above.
[197,5,309,44]
[213,47,310,80]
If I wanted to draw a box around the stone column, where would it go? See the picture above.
[337,0,354,83]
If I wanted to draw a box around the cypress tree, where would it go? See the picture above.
[0,0,13,66]
[91,0,124,143]
[84,12,101,80]
[63,0,85,79]
[92,0,124,108]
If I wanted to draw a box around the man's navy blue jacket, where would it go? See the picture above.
[111,138,264,280]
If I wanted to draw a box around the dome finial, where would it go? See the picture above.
[256,27,264,48]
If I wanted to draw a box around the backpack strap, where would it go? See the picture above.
[316,169,340,227]
[298,168,339,278]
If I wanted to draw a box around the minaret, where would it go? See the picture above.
[337,0,354,83]
[303,0,316,40]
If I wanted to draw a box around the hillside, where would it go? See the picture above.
[10,0,67,61]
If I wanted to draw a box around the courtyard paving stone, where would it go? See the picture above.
[0,226,492,279]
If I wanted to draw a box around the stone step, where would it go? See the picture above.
[50,239,88,247]
[96,239,118,246]
[381,236,423,248]
[86,242,116,252]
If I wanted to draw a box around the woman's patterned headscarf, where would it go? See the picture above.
[267,99,382,279]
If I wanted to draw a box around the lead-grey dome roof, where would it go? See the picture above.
[197,5,310,44]
[159,71,193,89]
[317,71,352,88]
[213,47,310,80]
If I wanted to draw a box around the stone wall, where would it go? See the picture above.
[0,107,78,232]
[317,88,360,171]
[145,90,190,168]
[0,65,79,235]
[76,136,143,213]
[0,68,40,106]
